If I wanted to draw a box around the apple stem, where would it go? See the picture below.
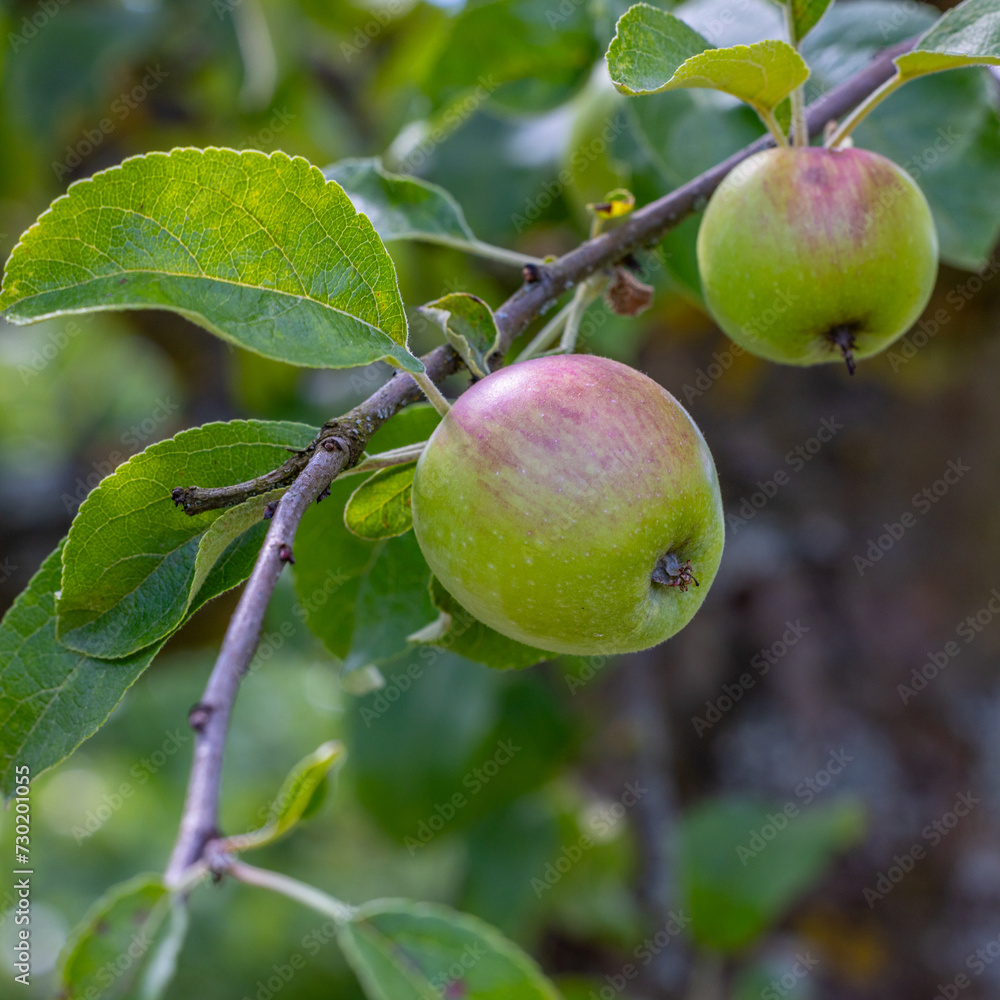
[782,7,809,148]
[348,441,428,476]
[830,325,858,375]
[760,109,790,148]
[790,87,808,147]
[412,371,452,416]
[825,73,905,148]
[558,276,606,354]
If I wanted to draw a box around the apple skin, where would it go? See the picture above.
[696,146,938,368]
[410,354,724,656]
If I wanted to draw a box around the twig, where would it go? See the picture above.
[170,36,914,518]
[164,37,918,884]
[165,443,348,883]
[623,652,689,994]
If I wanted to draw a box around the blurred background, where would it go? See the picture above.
[1,0,1000,997]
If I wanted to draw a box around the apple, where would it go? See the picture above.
[696,146,938,372]
[410,354,724,656]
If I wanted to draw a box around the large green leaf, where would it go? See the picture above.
[344,532,437,675]
[0,148,421,372]
[0,544,165,798]
[896,0,1000,78]
[293,406,441,667]
[323,158,476,245]
[608,6,806,132]
[680,796,865,952]
[338,899,562,1000]
[57,420,315,659]
[607,5,709,96]
[653,40,808,118]
[58,873,171,1000]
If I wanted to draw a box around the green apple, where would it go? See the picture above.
[696,146,938,371]
[410,354,724,656]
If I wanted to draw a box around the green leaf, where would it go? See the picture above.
[680,796,865,952]
[667,41,808,117]
[418,293,500,379]
[0,544,166,798]
[345,464,417,540]
[136,900,189,1000]
[191,488,287,598]
[344,532,436,675]
[607,5,710,97]
[896,0,1000,79]
[0,148,421,373]
[770,0,833,43]
[293,405,441,665]
[337,899,562,1000]
[57,420,314,659]
[323,158,476,245]
[608,6,807,126]
[409,577,550,672]
[619,33,808,120]
[227,741,344,852]
[59,873,171,1000]
[459,799,560,937]
[347,656,575,843]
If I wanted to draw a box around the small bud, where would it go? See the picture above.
[188,702,213,731]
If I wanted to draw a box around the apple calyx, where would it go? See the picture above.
[652,552,699,592]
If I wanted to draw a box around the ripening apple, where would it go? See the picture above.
[696,146,938,372]
[410,354,724,656]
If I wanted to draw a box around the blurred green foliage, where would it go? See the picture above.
[2,0,997,996]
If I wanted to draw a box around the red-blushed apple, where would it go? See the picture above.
[410,354,724,656]
[696,146,938,372]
